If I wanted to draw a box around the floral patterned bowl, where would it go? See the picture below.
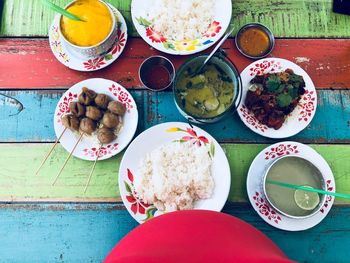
[54,78,138,161]
[59,0,118,59]
[131,0,232,55]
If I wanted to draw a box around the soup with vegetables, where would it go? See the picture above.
[175,61,235,118]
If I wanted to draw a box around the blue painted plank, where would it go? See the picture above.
[0,203,349,263]
[0,89,349,143]
[146,90,350,144]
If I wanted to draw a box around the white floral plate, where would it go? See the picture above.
[54,78,138,161]
[131,0,231,55]
[247,141,335,231]
[49,5,127,71]
[237,58,317,138]
[119,122,231,224]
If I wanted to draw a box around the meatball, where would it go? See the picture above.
[79,118,97,135]
[78,87,97,105]
[102,112,120,128]
[97,127,116,144]
[69,102,85,117]
[86,106,103,121]
[95,94,111,109]
[107,101,126,116]
[61,114,80,131]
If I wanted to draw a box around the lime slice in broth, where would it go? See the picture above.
[294,186,320,211]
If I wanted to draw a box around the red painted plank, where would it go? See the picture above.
[0,38,350,89]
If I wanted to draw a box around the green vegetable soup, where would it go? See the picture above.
[175,57,235,119]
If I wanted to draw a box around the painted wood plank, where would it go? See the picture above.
[0,89,349,144]
[1,38,350,89]
[0,143,349,204]
[0,203,349,262]
[1,0,350,38]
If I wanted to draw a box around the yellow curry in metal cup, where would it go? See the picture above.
[60,0,113,47]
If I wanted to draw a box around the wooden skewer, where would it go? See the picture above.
[35,127,68,175]
[52,132,84,186]
[84,143,103,193]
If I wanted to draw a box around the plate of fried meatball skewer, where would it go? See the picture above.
[36,78,138,192]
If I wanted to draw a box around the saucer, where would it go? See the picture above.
[48,5,127,72]
[246,141,335,231]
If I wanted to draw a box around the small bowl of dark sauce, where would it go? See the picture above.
[235,23,275,59]
[139,56,175,91]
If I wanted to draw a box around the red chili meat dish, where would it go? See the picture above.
[245,69,306,130]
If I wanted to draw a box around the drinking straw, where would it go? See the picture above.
[266,180,350,199]
[42,0,84,22]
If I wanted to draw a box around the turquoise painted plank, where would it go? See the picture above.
[0,203,349,262]
[0,89,349,143]
[0,90,144,142]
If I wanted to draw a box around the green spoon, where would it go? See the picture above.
[267,180,350,199]
[42,0,84,22]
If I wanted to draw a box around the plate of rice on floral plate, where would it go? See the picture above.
[131,0,232,55]
[119,122,231,223]
[237,58,317,139]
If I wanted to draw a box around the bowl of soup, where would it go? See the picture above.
[263,155,327,219]
[173,52,242,123]
[59,0,118,58]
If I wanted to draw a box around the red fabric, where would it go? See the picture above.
[104,210,295,263]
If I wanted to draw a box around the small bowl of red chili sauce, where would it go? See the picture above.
[139,56,175,91]
[235,23,275,59]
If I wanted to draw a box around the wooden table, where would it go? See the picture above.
[1,0,350,262]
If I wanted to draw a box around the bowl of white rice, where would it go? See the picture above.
[131,0,232,55]
[118,122,231,224]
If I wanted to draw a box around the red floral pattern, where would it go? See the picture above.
[239,105,267,132]
[146,27,167,43]
[124,169,154,217]
[253,192,282,224]
[111,28,126,55]
[108,84,134,112]
[83,143,119,158]
[167,127,210,147]
[204,21,222,37]
[320,180,334,213]
[83,57,106,70]
[264,143,299,160]
[56,92,78,123]
[298,90,316,122]
[249,60,283,77]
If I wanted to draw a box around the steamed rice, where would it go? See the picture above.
[147,0,215,41]
[134,141,214,212]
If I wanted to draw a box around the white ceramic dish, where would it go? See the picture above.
[49,4,127,71]
[237,58,317,138]
[131,0,232,55]
[119,122,231,223]
[246,141,335,231]
[54,78,138,161]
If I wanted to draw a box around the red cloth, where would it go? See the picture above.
[104,210,294,263]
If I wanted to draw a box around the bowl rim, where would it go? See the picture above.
[138,55,176,92]
[58,0,116,50]
[235,22,275,59]
[262,154,327,219]
[172,54,241,121]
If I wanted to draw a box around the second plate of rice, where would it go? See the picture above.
[119,122,231,223]
[131,0,232,55]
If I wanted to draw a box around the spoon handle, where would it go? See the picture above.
[203,25,235,65]
[267,180,350,199]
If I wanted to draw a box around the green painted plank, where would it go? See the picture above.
[1,89,350,143]
[1,203,350,262]
[0,143,349,203]
[1,0,350,37]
